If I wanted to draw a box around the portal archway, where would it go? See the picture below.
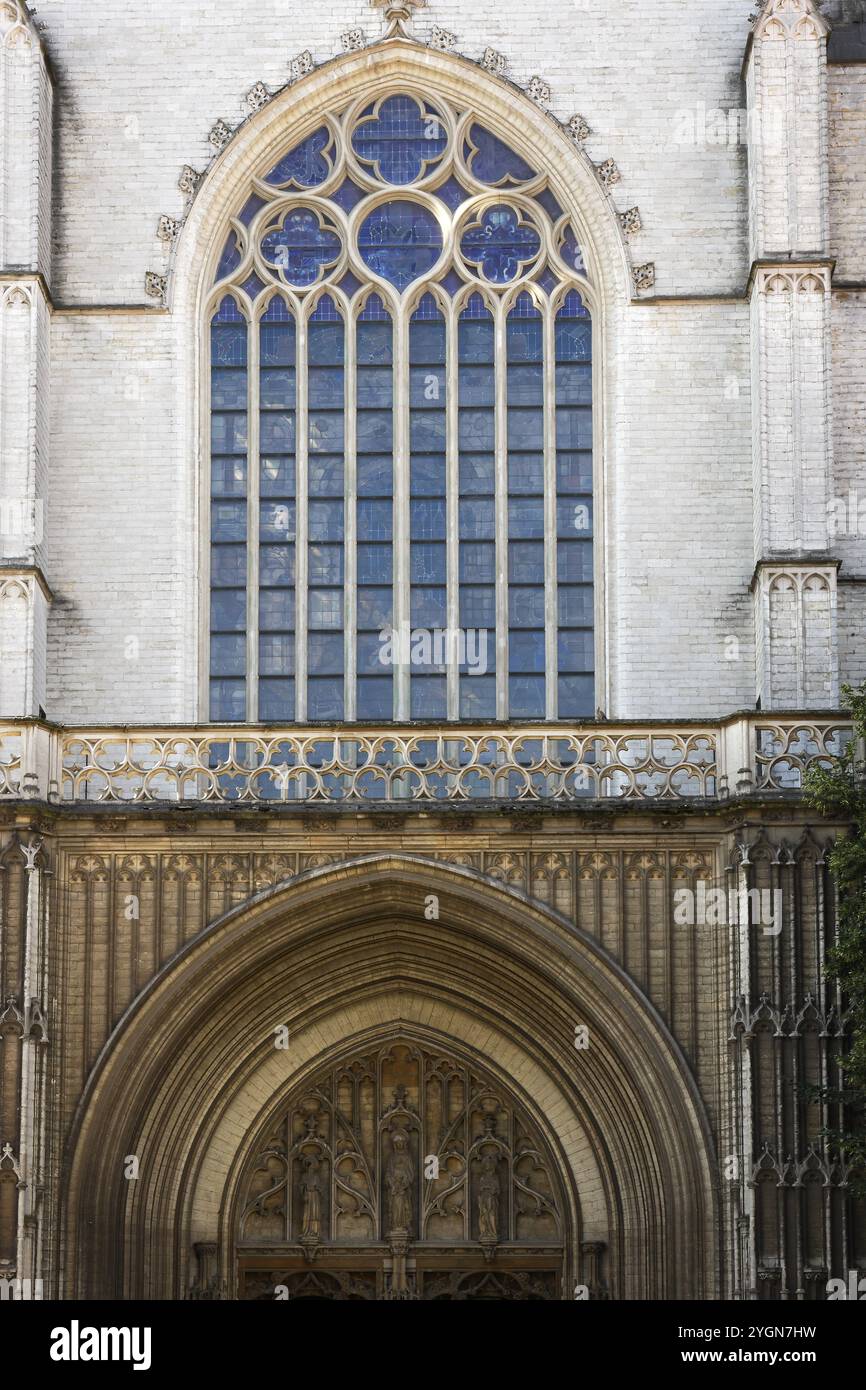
[61,854,719,1300]
[235,1032,566,1300]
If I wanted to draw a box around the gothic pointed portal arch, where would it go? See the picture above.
[61,854,719,1302]
[235,1032,566,1301]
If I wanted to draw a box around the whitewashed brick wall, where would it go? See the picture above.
[0,0,862,722]
[828,66,866,280]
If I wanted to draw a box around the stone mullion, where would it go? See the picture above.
[393,307,411,720]
[494,296,508,720]
[295,304,310,721]
[344,303,358,722]
[543,295,557,720]
[247,310,260,722]
[445,296,459,720]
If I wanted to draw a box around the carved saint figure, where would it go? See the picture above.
[385,1126,414,1234]
[300,1153,322,1239]
[478,1153,501,1241]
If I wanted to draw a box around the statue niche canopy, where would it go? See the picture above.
[236,1040,566,1300]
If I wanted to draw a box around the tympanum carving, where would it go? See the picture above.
[238,1040,563,1258]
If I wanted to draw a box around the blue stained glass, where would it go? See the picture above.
[559,227,588,276]
[412,542,445,583]
[357,321,393,364]
[411,499,446,540]
[412,292,442,322]
[460,543,495,583]
[510,674,545,717]
[558,674,594,718]
[558,586,593,626]
[461,206,541,284]
[358,678,393,720]
[216,231,242,282]
[338,269,363,299]
[559,288,590,318]
[213,295,245,323]
[211,589,246,631]
[510,631,546,673]
[261,296,293,323]
[238,194,267,227]
[460,587,496,627]
[460,292,492,321]
[210,679,245,723]
[510,290,542,319]
[352,95,447,185]
[265,127,333,188]
[536,266,559,296]
[260,679,295,721]
[309,293,342,324]
[358,202,443,290]
[466,125,537,186]
[535,187,564,223]
[211,323,247,367]
[358,457,393,495]
[358,547,393,585]
[330,178,366,212]
[241,272,266,302]
[358,371,392,408]
[435,176,470,211]
[261,209,341,286]
[439,268,465,296]
[359,292,390,321]
[460,677,496,720]
[358,500,393,541]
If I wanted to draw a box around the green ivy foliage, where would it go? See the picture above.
[804,683,866,1192]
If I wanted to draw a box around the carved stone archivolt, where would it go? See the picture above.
[237,1040,563,1266]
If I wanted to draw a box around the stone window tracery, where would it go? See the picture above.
[207,89,594,723]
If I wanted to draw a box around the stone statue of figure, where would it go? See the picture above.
[478,1153,501,1241]
[300,1153,322,1239]
[385,1126,414,1234]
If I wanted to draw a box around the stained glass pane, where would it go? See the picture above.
[409,293,447,718]
[559,225,588,277]
[265,127,333,188]
[461,206,541,284]
[507,293,546,714]
[357,298,394,719]
[352,95,447,185]
[358,202,443,290]
[555,292,594,716]
[458,295,496,717]
[261,209,342,287]
[308,304,345,719]
[258,299,296,721]
[215,230,242,283]
[466,124,536,186]
[210,300,248,722]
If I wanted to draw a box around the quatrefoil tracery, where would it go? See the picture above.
[210,92,593,305]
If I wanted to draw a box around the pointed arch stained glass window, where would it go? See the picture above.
[207,91,594,725]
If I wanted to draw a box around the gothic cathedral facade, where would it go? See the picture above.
[1,0,865,1300]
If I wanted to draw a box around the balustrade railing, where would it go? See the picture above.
[0,715,855,807]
